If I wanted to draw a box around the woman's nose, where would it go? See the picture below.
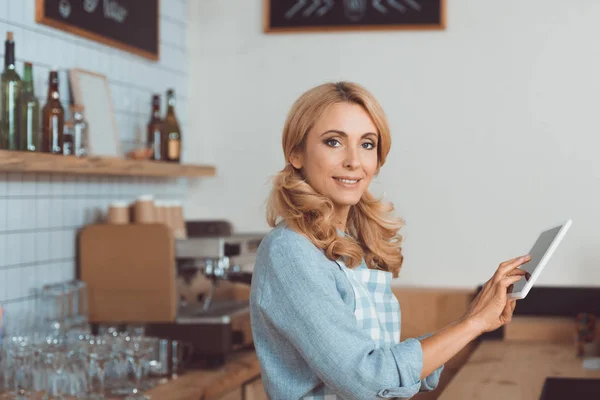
[343,148,360,169]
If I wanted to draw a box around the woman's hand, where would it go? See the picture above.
[463,255,531,335]
[419,254,530,378]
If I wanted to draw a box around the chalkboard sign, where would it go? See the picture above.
[264,0,446,33]
[36,0,159,60]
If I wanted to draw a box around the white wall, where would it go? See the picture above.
[186,0,600,288]
[0,0,189,304]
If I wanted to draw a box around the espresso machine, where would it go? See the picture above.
[146,221,263,368]
[79,220,265,369]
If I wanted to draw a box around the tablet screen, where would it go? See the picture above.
[508,225,564,295]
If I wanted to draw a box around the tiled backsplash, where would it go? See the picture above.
[0,0,189,304]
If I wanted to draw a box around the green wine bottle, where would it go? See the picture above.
[21,62,40,151]
[1,32,22,150]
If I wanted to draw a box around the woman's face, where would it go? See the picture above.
[291,102,379,221]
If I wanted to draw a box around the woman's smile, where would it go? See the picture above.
[333,176,362,187]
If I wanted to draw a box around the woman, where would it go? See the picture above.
[249,82,530,399]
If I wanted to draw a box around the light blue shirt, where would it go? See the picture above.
[249,223,444,399]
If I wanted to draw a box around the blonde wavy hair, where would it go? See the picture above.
[266,82,405,277]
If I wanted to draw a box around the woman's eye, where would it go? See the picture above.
[326,138,341,147]
[362,142,375,150]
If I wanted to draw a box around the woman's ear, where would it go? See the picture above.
[289,150,304,170]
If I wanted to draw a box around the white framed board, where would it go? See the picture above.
[69,68,122,158]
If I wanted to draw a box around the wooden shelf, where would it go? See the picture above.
[0,150,216,178]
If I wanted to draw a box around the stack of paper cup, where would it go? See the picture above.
[107,201,130,224]
[172,201,187,239]
[134,195,155,223]
[128,197,187,238]
[155,200,167,225]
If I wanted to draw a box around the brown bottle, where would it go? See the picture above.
[146,94,163,161]
[162,89,181,163]
[41,71,64,154]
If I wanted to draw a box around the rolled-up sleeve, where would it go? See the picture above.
[256,234,444,399]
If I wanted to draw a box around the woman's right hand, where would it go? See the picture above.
[462,255,531,335]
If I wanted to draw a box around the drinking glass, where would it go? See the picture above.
[84,336,111,399]
[124,337,153,400]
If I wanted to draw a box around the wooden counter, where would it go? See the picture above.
[439,341,600,400]
[124,350,263,400]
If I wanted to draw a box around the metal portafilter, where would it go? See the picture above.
[179,257,253,311]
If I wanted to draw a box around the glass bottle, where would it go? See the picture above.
[21,62,40,152]
[146,94,163,161]
[41,71,64,154]
[162,89,181,163]
[71,105,88,157]
[1,32,22,150]
[63,120,74,155]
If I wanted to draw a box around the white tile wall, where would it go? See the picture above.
[0,0,190,304]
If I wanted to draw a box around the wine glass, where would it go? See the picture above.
[84,336,111,399]
[45,340,69,400]
[124,337,153,400]
[1,301,37,400]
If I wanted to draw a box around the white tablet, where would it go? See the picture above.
[507,219,572,300]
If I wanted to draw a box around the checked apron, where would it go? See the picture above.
[302,260,401,399]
